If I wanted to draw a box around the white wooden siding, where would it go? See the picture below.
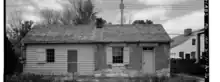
[24,44,95,75]
[171,35,205,59]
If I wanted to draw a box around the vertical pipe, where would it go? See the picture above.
[197,33,201,62]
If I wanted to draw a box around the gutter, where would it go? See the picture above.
[196,32,204,63]
[23,40,171,44]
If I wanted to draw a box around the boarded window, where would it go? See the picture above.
[179,52,184,59]
[46,49,55,62]
[192,39,196,45]
[112,47,123,63]
[36,48,46,62]
[191,52,196,59]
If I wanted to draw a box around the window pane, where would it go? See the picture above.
[191,52,196,59]
[112,47,123,63]
[192,39,196,45]
[46,49,55,62]
[179,52,184,59]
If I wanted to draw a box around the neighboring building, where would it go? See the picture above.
[170,28,205,59]
[21,23,171,75]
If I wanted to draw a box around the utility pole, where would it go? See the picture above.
[120,0,124,26]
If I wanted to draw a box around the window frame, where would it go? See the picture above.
[191,51,196,59]
[192,38,196,45]
[112,47,124,64]
[179,52,184,59]
[46,49,55,63]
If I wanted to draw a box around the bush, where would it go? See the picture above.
[170,59,205,76]
[5,73,73,82]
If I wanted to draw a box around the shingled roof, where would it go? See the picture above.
[22,24,171,44]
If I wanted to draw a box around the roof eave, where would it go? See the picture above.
[23,40,171,44]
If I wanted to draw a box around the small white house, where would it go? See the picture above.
[170,28,204,59]
[21,24,171,75]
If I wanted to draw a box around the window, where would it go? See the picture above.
[179,52,184,59]
[191,52,196,59]
[171,53,176,58]
[171,53,176,55]
[192,39,196,45]
[185,53,190,59]
[112,47,123,63]
[46,49,55,62]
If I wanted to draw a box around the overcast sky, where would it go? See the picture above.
[6,0,204,36]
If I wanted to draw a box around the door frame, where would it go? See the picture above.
[141,47,156,73]
[67,50,78,73]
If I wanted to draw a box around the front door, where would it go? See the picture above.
[142,47,155,74]
[68,50,77,73]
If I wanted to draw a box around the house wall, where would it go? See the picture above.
[95,44,108,70]
[171,34,204,59]
[128,44,143,70]
[155,44,170,71]
[95,43,170,73]
[24,44,95,75]
[24,43,170,75]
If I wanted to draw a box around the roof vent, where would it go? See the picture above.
[184,28,192,36]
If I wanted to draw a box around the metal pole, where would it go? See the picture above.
[121,8,124,26]
[120,0,124,26]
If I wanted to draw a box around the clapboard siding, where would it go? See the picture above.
[24,44,95,75]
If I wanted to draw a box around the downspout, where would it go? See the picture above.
[94,44,99,71]
[196,33,201,63]
[20,43,26,72]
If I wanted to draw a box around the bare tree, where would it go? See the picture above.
[6,10,24,41]
[6,10,34,71]
[40,9,63,24]
[69,0,98,25]
[40,0,98,25]
[60,8,76,25]
[6,9,34,45]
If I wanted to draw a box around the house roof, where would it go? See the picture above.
[170,28,204,48]
[22,24,171,44]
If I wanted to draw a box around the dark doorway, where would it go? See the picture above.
[67,50,77,73]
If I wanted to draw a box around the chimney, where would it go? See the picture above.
[184,28,192,36]
[96,18,104,28]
